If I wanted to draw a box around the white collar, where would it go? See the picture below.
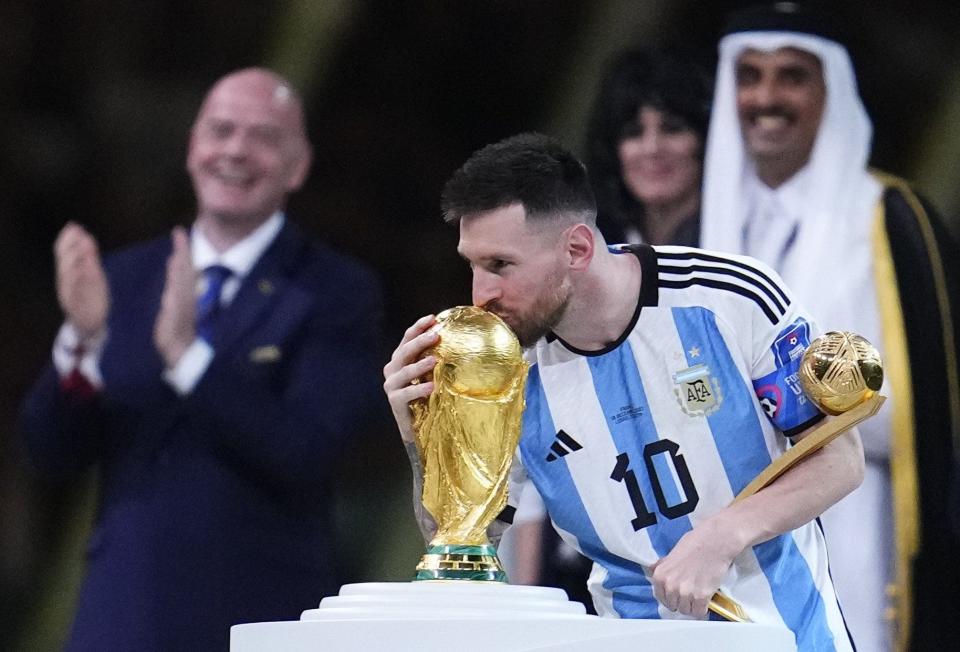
[745,164,811,222]
[191,212,285,278]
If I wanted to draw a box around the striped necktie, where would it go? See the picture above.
[196,265,232,342]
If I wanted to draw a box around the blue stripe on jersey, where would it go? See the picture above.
[753,539,840,651]
[672,307,837,651]
[586,342,696,558]
[650,451,684,505]
[520,364,659,619]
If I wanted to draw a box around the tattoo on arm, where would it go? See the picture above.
[405,441,437,545]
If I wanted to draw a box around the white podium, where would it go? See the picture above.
[231,582,797,651]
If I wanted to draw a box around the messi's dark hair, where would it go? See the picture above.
[441,132,596,224]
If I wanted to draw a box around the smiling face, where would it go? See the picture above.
[617,105,703,209]
[735,47,826,186]
[458,203,573,348]
[186,69,311,228]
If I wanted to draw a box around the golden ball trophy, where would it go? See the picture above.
[411,306,529,582]
[708,331,886,622]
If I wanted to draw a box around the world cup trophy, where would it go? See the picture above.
[411,306,529,582]
[708,331,885,622]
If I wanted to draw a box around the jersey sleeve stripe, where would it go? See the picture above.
[660,277,782,324]
[658,262,787,314]
[656,250,790,305]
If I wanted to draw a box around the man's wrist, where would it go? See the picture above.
[54,322,107,387]
[59,321,107,352]
[160,339,192,369]
[704,508,753,561]
[162,338,214,396]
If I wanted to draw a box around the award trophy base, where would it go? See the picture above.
[415,544,506,582]
[231,582,797,651]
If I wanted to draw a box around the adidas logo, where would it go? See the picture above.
[546,430,583,462]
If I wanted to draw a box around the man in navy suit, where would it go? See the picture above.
[20,68,385,651]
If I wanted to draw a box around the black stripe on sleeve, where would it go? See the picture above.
[659,277,780,324]
[657,250,790,305]
[658,262,786,315]
[782,412,827,440]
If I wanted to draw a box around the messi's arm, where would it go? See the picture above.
[652,423,863,617]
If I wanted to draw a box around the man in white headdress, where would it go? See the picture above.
[701,3,960,651]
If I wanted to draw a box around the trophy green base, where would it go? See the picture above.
[414,544,506,582]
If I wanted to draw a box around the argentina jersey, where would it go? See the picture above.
[515,244,853,652]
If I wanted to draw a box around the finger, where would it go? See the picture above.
[384,355,436,392]
[165,248,179,281]
[651,574,666,608]
[691,594,710,619]
[55,223,98,263]
[54,222,84,258]
[397,328,440,363]
[58,245,105,297]
[169,246,188,283]
[664,586,680,612]
[56,247,101,301]
[56,234,95,274]
[401,315,437,345]
[170,228,195,279]
[386,328,439,375]
[389,381,435,407]
[165,232,196,287]
[171,226,190,260]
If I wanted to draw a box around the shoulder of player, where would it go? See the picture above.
[650,245,792,326]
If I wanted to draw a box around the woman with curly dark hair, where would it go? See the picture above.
[585,47,712,246]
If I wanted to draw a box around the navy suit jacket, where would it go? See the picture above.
[21,221,386,651]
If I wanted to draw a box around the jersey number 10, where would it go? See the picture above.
[610,439,699,530]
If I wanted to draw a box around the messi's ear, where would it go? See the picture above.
[565,223,595,272]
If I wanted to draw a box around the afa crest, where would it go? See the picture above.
[674,364,723,417]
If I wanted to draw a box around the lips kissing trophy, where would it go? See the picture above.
[411,306,529,582]
[708,330,886,622]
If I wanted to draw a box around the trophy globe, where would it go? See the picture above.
[798,331,884,416]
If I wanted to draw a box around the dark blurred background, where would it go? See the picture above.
[2,1,958,648]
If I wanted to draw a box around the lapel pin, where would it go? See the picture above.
[250,345,282,364]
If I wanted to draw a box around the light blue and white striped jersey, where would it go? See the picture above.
[512,244,853,652]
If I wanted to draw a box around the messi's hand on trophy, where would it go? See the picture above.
[411,306,528,582]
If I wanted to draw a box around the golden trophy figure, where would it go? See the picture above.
[708,331,886,622]
[411,306,529,582]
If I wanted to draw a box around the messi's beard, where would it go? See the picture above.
[486,273,572,348]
